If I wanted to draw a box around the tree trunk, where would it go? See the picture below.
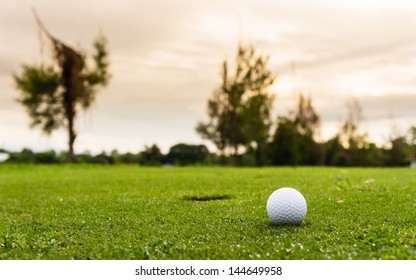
[67,115,76,163]
[63,75,77,164]
[61,47,82,164]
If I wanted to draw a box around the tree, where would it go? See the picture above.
[331,96,375,166]
[13,10,110,163]
[385,136,411,166]
[293,94,322,165]
[196,44,275,165]
[409,126,416,161]
[269,94,322,166]
[139,144,164,166]
[269,117,300,165]
[34,150,59,164]
[166,143,209,165]
[242,80,275,166]
[6,148,36,164]
[339,96,367,149]
[324,135,347,166]
[294,94,320,137]
[118,152,140,164]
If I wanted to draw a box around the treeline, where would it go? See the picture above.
[0,144,212,166]
[1,133,415,166]
[266,95,416,167]
[194,44,416,167]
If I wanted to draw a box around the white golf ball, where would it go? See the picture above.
[266,187,307,225]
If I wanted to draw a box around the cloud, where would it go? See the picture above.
[360,93,416,119]
[276,35,416,74]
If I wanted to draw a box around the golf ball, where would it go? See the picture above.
[266,187,307,225]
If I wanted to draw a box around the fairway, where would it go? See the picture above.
[0,165,415,260]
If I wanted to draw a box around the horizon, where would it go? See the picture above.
[1,0,416,154]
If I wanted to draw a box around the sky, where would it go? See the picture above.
[1,0,416,154]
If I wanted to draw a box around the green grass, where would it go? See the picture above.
[0,165,415,260]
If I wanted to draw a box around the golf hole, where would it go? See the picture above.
[182,194,233,201]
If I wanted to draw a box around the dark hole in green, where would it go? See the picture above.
[182,194,233,201]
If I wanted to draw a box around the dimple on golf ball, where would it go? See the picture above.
[266,187,307,225]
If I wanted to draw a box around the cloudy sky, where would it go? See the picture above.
[1,0,416,153]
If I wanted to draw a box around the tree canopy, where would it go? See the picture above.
[13,10,110,163]
[196,44,275,165]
